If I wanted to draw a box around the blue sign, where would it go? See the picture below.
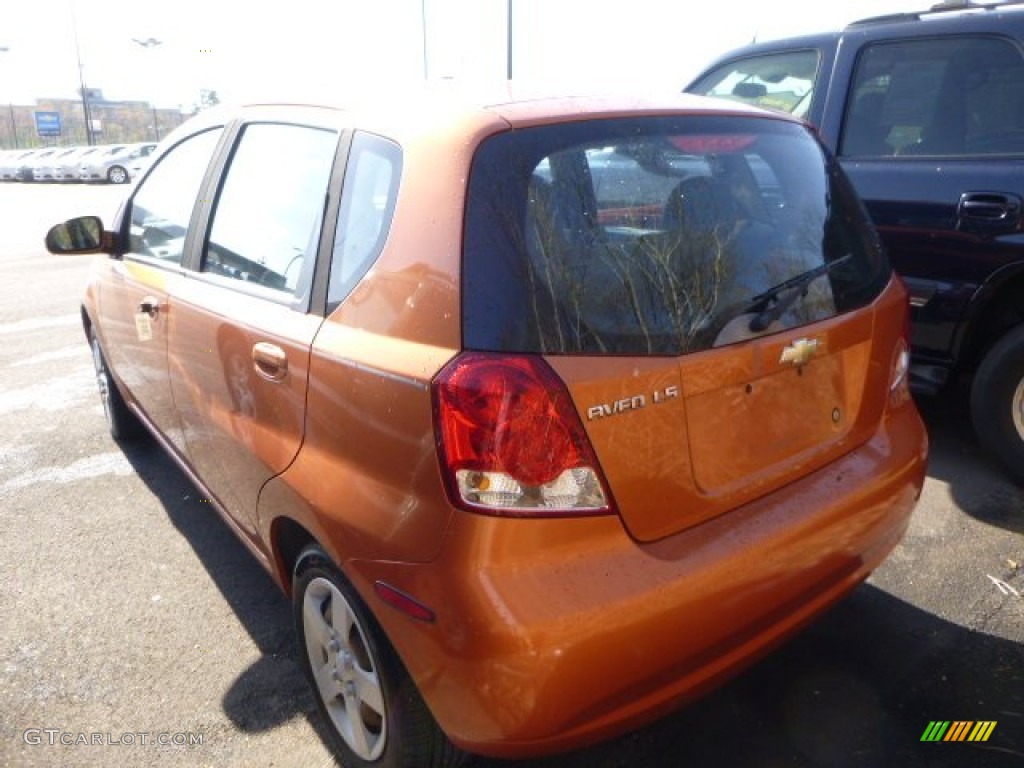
[35,111,62,137]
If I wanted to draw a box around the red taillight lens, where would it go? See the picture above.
[444,357,577,486]
[667,134,758,153]
[433,352,610,516]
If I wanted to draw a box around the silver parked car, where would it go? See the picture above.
[54,146,102,182]
[19,147,61,182]
[80,142,157,183]
[0,149,38,181]
[0,150,22,181]
[33,146,83,182]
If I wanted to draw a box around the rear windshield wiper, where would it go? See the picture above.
[745,253,853,332]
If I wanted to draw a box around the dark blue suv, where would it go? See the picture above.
[687,0,1024,484]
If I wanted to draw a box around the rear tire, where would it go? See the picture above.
[90,328,142,441]
[293,545,464,768]
[970,324,1024,485]
[107,165,128,184]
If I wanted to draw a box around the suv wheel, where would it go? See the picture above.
[293,546,464,768]
[970,325,1024,485]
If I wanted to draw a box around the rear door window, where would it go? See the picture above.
[464,115,888,356]
[841,36,1024,157]
[328,131,402,308]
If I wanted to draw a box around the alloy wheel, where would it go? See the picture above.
[302,576,387,761]
[91,335,113,429]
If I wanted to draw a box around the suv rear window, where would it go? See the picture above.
[463,115,889,356]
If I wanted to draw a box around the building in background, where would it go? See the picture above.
[0,89,186,150]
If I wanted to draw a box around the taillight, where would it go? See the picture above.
[433,352,611,516]
[889,284,912,408]
[889,337,911,408]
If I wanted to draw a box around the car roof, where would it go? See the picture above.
[167,84,796,150]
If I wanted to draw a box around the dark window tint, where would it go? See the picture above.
[204,123,338,300]
[128,128,223,263]
[464,116,888,356]
[328,132,402,308]
[841,36,1024,157]
[689,50,820,118]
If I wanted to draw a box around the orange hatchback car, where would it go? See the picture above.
[46,88,927,766]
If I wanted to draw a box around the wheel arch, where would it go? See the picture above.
[952,261,1024,376]
[270,516,323,597]
[80,304,93,342]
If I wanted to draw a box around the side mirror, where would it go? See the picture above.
[45,216,111,254]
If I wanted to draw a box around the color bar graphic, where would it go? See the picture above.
[967,722,997,742]
[920,721,996,742]
[921,721,950,742]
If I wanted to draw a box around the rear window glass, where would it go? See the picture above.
[463,115,888,356]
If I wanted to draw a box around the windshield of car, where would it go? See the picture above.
[463,115,889,356]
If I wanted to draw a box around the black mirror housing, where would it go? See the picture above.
[45,216,112,255]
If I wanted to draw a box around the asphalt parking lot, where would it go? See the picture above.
[1,182,1021,768]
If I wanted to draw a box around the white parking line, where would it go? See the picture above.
[0,451,134,495]
[0,313,79,335]
[0,368,93,413]
[9,345,86,368]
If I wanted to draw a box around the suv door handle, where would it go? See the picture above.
[958,192,1022,232]
[252,342,288,381]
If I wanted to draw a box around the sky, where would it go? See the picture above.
[0,0,923,112]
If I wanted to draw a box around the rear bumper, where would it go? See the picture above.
[351,403,927,758]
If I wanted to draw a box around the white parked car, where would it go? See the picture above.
[34,146,85,182]
[80,143,157,183]
[54,146,103,182]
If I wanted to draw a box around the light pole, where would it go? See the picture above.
[421,0,428,79]
[0,45,16,149]
[132,37,162,141]
[70,4,94,145]
[506,0,513,80]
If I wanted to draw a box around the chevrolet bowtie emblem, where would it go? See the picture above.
[780,338,820,367]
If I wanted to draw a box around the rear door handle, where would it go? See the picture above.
[958,191,1022,232]
[252,342,288,381]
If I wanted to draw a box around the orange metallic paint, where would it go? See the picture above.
[168,276,324,542]
[274,327,457,565]
[339,396,924,757]
[257,282,924,759]
[552,277,912,542]
[98,258,189,456]
[63,91,929,762]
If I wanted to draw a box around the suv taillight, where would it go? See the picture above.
[433,352,611,516]
[889,279,912,409]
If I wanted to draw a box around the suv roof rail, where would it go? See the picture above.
[930,0,1024,8]
[849,0,1024,27]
